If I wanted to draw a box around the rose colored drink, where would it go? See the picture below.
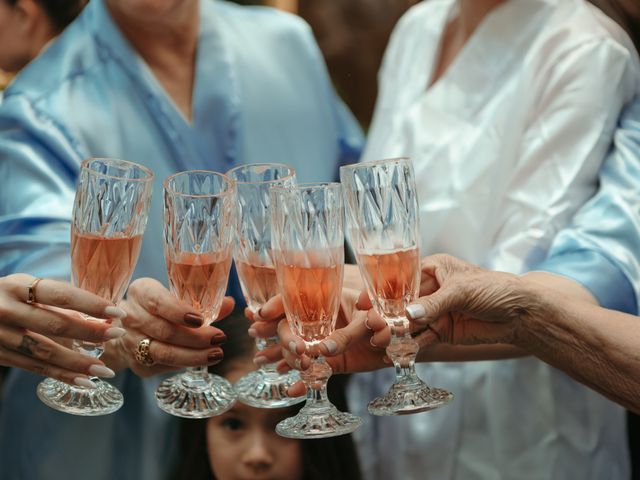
[71,230,143,303]
[166,251,232,321]
[236,261,279,313]
[276,263,342,344]
[357,246,420,318]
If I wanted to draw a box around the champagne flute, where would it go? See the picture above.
[340,157,453,416]
[227,163,304,409]
[271,183,362,438]
[37,157,153,416]
[156,170,237,418]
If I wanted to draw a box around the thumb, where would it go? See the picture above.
[318,314,369,357]
[405,286,461,326]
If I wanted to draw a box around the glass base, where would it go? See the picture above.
[276,402,363,439]
[368,375,453,416]
[37,377,123,416]
[235,369,305,409]
[155,372,237,418]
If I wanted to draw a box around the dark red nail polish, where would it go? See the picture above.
[211,333,227,345]
[184,313,204,327]
[207,350,224,363]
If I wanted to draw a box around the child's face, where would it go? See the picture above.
[206,360,303,480]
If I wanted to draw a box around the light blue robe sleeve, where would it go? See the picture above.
[535,97,640,314]
[0,95,82,279]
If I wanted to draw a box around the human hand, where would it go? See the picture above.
[110,278,234,377]
[251,289,390,397]
[0,274,129,388]
[388,254,530,347]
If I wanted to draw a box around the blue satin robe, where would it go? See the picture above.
[539,97,640,315]
[0,1,362,479]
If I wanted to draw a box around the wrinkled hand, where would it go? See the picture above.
[109,278,234,377]
[0,274,129,387]
[371,254,528,348]
[250,288,390,397]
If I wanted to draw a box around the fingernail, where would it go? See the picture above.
[288,341,297,354]
[104,327,127,340]
[74,376,97,389]
[104,306,127,319]
[88,364,116,378]
[364,318,372,330]
[254,356,268,366]
[294,358,302,370]
[406,304,427,322]
[184,313,204,327]
[370,336,378,348]
[208,350,224,363]
[211,333,227,345]
[247,328,258,338]
[323,339,338,354]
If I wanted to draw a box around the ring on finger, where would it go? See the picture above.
[26,277,43,305]
[134,338,155,366]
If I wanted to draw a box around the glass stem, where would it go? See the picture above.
[256,336,280,378]
[386,317,420,383]
[182,366,209,386]
[300,354,332,410]
[73,315,105,384]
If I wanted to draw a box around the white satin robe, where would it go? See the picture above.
[349,0,640,478]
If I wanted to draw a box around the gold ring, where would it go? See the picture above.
[26,278,43,305]
[134,338,155,366]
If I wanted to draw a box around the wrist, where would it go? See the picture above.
[511,276,557,349]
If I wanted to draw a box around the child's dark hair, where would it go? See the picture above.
[6,0,87,32]
[175,310,363,480]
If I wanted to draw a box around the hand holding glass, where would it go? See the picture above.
[271,182,362,438]
[37,157,153,416]
[340,157,453,415]
[156,170,236,418]
[227,163,303,408]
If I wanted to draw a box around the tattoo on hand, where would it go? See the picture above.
[17,335,38,356]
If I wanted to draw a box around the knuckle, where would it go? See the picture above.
[46,317,69,336]
[33,342,54,361]
[145,293,161,316]
[155,322,175,342]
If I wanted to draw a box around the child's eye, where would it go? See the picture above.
[221,417,244,431]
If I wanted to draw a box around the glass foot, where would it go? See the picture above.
[276,402,363,439]
[368,375,453,416]
[37,377,123,416]
[235,369,305,408]
[155,372,237,418]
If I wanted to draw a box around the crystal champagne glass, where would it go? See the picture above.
[340,157,453,415]
[270,183,363,438]
[156,170,237,418]
[37,157,153,416]
[226,163,304,408]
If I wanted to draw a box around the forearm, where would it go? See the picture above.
[516,281,640,413]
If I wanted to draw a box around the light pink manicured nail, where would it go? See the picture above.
[288,341,298,353]
[406,304,427,322]
[323,339,338,354]
[104,306,127,319]
[88,364,116,378]
[104,327,127,339]
[254,356,268,366]
[248,328,258,338]
[74,377,97,389]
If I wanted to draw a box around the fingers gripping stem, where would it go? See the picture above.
[386,317,420,379]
